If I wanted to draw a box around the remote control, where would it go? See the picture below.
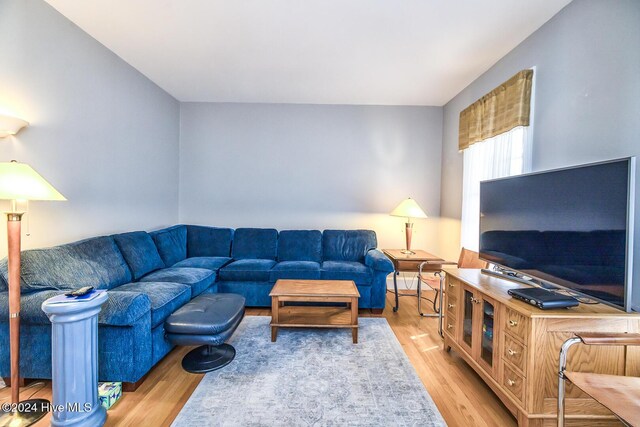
[65,286,94,297]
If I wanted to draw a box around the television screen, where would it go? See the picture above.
[479,158,635,311]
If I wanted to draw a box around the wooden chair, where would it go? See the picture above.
[558,332,640,426]
[456,247,488,269]
[417,248,487,335]
[419,248,487,293]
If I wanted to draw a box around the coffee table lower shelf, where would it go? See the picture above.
[270,306,358,343]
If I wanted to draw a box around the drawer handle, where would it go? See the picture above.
[508,320,519,327]
[447,303,455,309]
[447,323,454,329]
[507,348,518,356]
[448,283,455,288]
[507,379,516,387]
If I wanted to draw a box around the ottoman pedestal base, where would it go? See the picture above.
[182,344,236,373]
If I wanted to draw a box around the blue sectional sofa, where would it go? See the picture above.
[0,225,393,387]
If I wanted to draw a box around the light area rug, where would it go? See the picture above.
[172,316,446,426]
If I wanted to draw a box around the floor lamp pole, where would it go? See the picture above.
[0,212,48,427]
[7,212,23,405]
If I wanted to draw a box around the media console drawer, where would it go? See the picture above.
[504,307,529,343]
[445,314,457,339]
[446,292,458,318]
[502,363,526,406]
[503,334,527,374]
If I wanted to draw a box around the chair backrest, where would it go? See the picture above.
[457,248,488,269]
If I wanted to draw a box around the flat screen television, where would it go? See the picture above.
[479,158,636,312]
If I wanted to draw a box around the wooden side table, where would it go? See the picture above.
[382,249,455,335]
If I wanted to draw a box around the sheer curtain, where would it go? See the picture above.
[460,126,531,251]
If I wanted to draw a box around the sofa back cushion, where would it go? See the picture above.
[0,236,132,293]
[232,228,278,260]
[541,230,625,267]
[113,231,165,280]
[480,230,547,265]
[278,230,322,262]
[186,225,234,257]
[322,230,377,262]
[591,230,626,267]
[150,225,187,267]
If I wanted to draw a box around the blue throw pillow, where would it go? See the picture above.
[114,231,165,280]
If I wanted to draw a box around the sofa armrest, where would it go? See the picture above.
[98,291,151,326]
[0,290,66,325]
[365,249,394,273]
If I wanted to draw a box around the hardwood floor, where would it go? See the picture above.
[0,290,516,426]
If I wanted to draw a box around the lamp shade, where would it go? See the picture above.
[0,115,29,138]
[0,161,66,201]
[390,198,427,219]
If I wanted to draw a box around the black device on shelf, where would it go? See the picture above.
[64,286,94,297]
[507,287,579,309]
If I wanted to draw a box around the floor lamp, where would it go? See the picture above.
[0,160,66,427]
[390,198,428,255]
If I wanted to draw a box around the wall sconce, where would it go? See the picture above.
[0,115,29,138]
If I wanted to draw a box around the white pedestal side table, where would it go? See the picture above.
[42,291,108,427]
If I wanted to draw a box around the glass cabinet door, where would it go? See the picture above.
[480,298,495,367]
[462,289,474,348]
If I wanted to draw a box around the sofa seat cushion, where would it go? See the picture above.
[219,259,276,282]
[139,267,215,298]
[98,291,152,326]
[117,281,191,328]
[321,261,373,285]
[539,265,625,287]
[270,261,321,282]
[113,231,165,280]
[172,257,232,271]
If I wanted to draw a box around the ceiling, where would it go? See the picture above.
[44,0,571,106]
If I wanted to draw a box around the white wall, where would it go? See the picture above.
[0,0,180,257]
[440,0,640,309]
[179,102,443,252]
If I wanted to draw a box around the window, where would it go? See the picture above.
[460,126,532,250]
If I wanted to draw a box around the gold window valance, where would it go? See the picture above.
[458,69,533,151]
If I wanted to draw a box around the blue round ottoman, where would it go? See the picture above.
[165,293,245,373]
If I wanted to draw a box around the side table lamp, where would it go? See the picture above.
[390,197,427,255]
[0,160,66,427]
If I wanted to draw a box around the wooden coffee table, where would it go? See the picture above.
[269,279,360,343]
